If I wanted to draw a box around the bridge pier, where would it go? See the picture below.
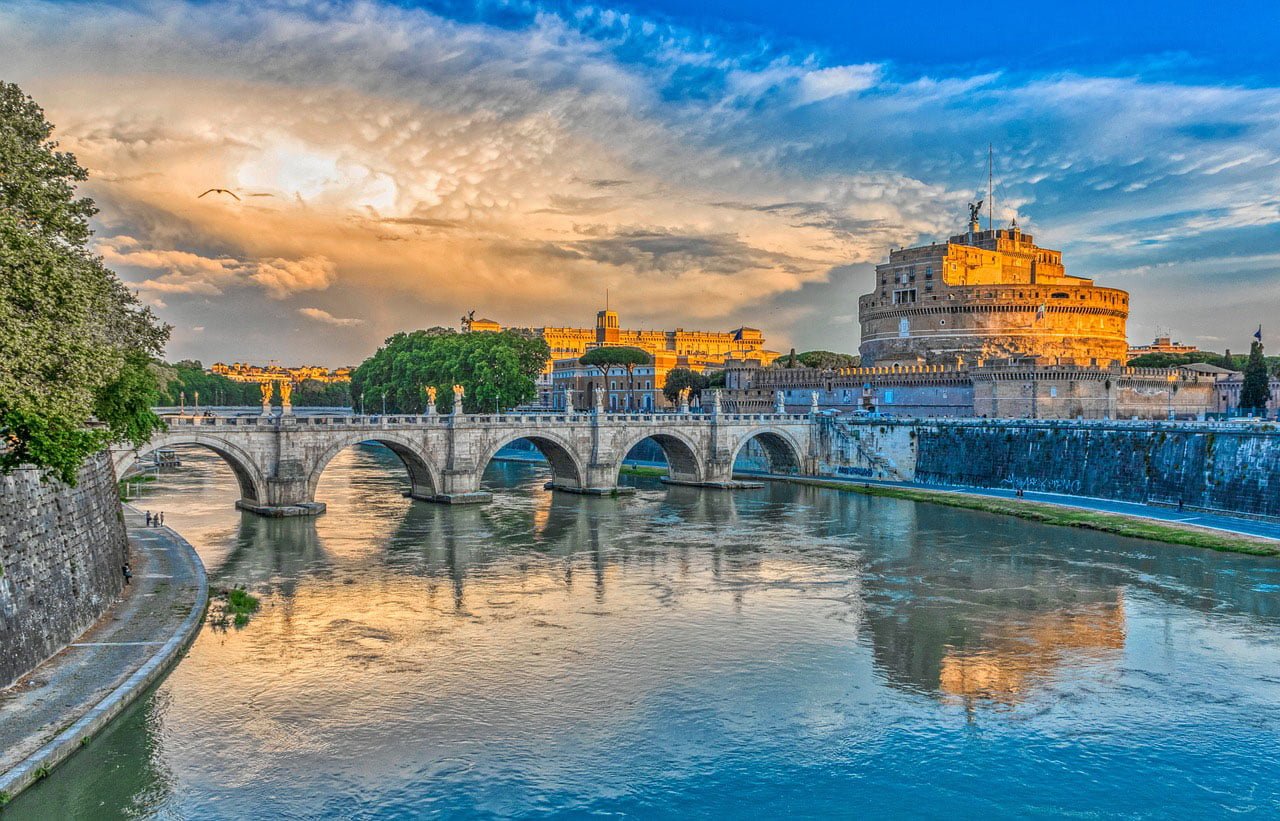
[235,499,328,517]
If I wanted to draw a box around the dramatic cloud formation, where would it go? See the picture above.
[2,0,1277,363]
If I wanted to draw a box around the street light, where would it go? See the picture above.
[1167,371,1177,420]
[359,391,365,416]
[381,392,387,415]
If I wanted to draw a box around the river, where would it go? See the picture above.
[10,444,1280,818]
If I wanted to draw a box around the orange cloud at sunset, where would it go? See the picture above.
[1,2,961,362]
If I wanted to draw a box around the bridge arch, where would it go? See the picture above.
[729,427,805,476]
[478,430,588,491]
[307,431,442,502]
[118,434,268,505]
[613,428,706,483]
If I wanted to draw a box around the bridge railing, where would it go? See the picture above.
[156,410,815,427]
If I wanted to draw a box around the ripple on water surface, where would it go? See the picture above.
[11,444,1280,819]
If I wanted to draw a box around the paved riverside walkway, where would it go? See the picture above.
[0,507,207,801]
[748,472,1280,542]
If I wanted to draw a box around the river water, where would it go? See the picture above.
[11,445,1280,819]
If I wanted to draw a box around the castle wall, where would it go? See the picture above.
[0,452,127,688]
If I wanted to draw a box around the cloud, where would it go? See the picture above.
[0,0,1276,363]
[101,237,335,299]
[252,256,336,299]
[298,307,363,327]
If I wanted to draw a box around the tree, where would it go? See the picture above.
[579,346,651,410]
[661,368,709,404]
[0,82,169,483]
[1239,341,1272,415]
[795,350,859,369]
[351,328,549,414]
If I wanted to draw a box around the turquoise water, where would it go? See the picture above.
[11,444,1280,818]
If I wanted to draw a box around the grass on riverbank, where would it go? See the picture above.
[785,478,1280,558]
[208,586,261,629]
[619,465,668,478]
[117,474,157,501]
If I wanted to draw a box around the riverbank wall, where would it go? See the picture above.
[816,418,1280,519]
[0,452,127,688]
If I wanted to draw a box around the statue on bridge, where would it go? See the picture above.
[593,384,606,414]
[279,380,293,416]
[775,390,786,414]
[259,381,273,417]
[810,391,820,414]
[710,389,722,415]
[452,384,465,414]
[424,386,437,416]
[677,386,691,414]
[563,387,574,413]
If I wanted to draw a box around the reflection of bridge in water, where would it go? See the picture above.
[114,411,816,516]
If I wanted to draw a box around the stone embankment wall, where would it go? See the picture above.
[817,418,1280,518]
[0,453,126,688]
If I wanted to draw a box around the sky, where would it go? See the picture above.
[3,0,1279,365]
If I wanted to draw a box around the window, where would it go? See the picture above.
[893,289,917,304]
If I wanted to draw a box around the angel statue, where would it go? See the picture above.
[259,381,273,417]
[424,385,438,414]
[452,384,465,414]
[967,200,984,226]
[279,380,293,407]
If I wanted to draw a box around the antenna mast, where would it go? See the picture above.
[988,144,994,233]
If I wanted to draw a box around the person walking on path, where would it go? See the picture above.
[122,563,132,586]
[158,512,165,527]
[145,511,152,527]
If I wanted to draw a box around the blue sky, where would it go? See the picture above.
[2,0,1278,362]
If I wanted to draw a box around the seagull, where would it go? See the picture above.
[198,188,241,201]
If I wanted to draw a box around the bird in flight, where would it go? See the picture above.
[198,188,241,201]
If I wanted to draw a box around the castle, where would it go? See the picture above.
[725,213,1254,420]
[860,213,1129,367]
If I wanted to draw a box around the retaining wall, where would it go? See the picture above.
[818,419,1280,518]
[0,453,127,688]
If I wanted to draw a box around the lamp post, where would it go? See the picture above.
[359,391,364,416]
[381,392,387,416]
[1167,371,1177,420]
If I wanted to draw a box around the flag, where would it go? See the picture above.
[1255,324,1263,342]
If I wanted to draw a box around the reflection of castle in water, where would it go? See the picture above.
[936,599,1125,706]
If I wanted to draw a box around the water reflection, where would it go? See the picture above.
[11,444,1280,819]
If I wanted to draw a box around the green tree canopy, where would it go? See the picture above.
[1240,341,1272,414]
[580,346,651,409]
[795,350,860,369]
[1,82,169,483]
[578,346,652,371]
[351,328,549,414]
[1125,351,1225,369]
[661,368,709,403]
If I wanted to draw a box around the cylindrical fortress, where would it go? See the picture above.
[859,222,1129,367]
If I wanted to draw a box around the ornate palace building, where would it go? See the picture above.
[859,212,1129,367]
[468,309,778,373]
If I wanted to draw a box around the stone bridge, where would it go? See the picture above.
[112,410,817,516]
